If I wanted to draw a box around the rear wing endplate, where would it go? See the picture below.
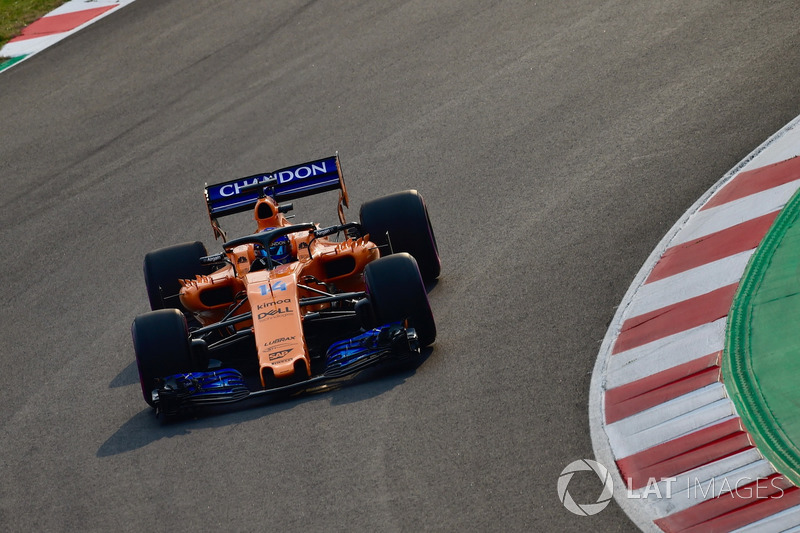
[204,154,349,239]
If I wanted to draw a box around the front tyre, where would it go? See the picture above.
[359,190,440,283]
[143,241,210,312]
[364,253,436,347]
[131,309,195,407]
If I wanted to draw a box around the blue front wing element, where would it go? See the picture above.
[324,323,418,377]
[155,369,250,414]
[153,323,418,414]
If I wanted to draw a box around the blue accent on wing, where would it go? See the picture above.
[159,369,250,406]
[154,324,413,413]
[206,156,341,217]
[324,323,402,375]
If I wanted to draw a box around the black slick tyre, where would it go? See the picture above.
[359,190,440,283]
[364,253,436,347]
[131,309,194,407]
[143,241,210,312]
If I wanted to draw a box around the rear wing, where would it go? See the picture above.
[204,154,349,239]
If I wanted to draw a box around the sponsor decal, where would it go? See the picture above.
[218,161,330,198]
[257,299,291,310]
[275,162,329,185]
[265,336,296,346]
[257,307,293,320]
[314,226,338,237]
[218,177,269,198]
[205,156,340,218]
[268,349,292,361]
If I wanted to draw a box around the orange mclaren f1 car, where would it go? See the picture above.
[131,155,439,416]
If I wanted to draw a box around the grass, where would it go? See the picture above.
[0,0,67,49]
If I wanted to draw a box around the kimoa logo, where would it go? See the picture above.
[557,459,613,516]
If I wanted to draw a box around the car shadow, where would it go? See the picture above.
[425,278,439,294]
[109,360,139,388]
[97,348,431,458]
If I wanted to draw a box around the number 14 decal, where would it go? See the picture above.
[259,281,287,295]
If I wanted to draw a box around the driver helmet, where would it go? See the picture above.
[257,229,291,264]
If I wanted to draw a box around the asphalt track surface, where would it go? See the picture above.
[1,1,800,531]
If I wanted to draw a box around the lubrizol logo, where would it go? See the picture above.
[557,459,613,516]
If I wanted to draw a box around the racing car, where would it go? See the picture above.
[131,155,439,416]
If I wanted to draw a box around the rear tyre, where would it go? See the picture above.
[364,253,436,347]
[131,309,195,407]
[143,241,210,312]
[359,190,441,282]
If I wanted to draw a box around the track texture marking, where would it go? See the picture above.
[3,2,800,531]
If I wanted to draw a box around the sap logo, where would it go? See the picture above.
[257,299,291,310]
[268,349,292,361]
[257,307,292,320]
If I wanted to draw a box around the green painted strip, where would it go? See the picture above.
[725,185,800,484]
[0,55,28,72]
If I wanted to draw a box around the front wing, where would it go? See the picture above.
[151,324,419,416]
